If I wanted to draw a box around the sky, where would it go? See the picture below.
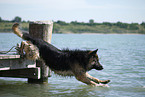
[0,0,145,23]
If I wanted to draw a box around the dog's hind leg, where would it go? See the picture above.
[86,73,110,84]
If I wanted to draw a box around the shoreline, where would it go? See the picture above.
[0,32,144,35]
[81,32,144,35]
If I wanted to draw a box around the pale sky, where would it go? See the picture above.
[0,0,145,23]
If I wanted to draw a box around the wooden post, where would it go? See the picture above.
[28,21,53,84]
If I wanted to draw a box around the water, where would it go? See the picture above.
[0,33,145,97]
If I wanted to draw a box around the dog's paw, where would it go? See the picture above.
[96,83,110,87]
[100,80,110,84]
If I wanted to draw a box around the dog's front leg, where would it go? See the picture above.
[86,73,110,84]
[73,71,98,86]
[71,65,98,86]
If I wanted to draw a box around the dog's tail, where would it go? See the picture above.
[12,23,34,41]
[12,23,23,38]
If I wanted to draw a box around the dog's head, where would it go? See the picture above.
[87,49,103,71]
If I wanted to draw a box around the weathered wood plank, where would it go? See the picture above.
[0,57,36,69]
[0,55,20,59]
[0,68,40,79]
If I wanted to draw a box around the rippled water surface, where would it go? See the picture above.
[0,33,145,97]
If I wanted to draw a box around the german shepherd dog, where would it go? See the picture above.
[12,23,110,86]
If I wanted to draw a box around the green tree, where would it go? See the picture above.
[129,23,139,30]
[141,22,145,28]
[71,21,79,25]
[103,22,112,26]
[115,21,128,29]
[12,16,22,22]
[0,17,2,22]
[56,20,68,25]
[89,19,94,25]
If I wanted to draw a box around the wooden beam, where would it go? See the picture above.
[0,68,40,79]
[0,56,36,69]
[0,55,20,59]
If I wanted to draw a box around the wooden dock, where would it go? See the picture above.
[0,21,53,83]
[0,54,40,79]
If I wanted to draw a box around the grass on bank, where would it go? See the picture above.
[0,22,145,34]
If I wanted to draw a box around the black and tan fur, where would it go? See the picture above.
[12,23,110,86]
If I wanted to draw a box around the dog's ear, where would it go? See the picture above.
[89,49,98,56]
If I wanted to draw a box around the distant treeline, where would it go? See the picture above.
[0,16,145,34]
[0,16,29,23]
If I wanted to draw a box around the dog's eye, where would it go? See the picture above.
[93,59,97,62]
[91,61,96,65]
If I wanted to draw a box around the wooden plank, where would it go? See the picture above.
[0,57,36,69]
[0,67,10,70]
[0,55,20,59]
[0,68,40,79]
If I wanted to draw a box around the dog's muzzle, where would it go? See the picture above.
[93,65,104,70]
